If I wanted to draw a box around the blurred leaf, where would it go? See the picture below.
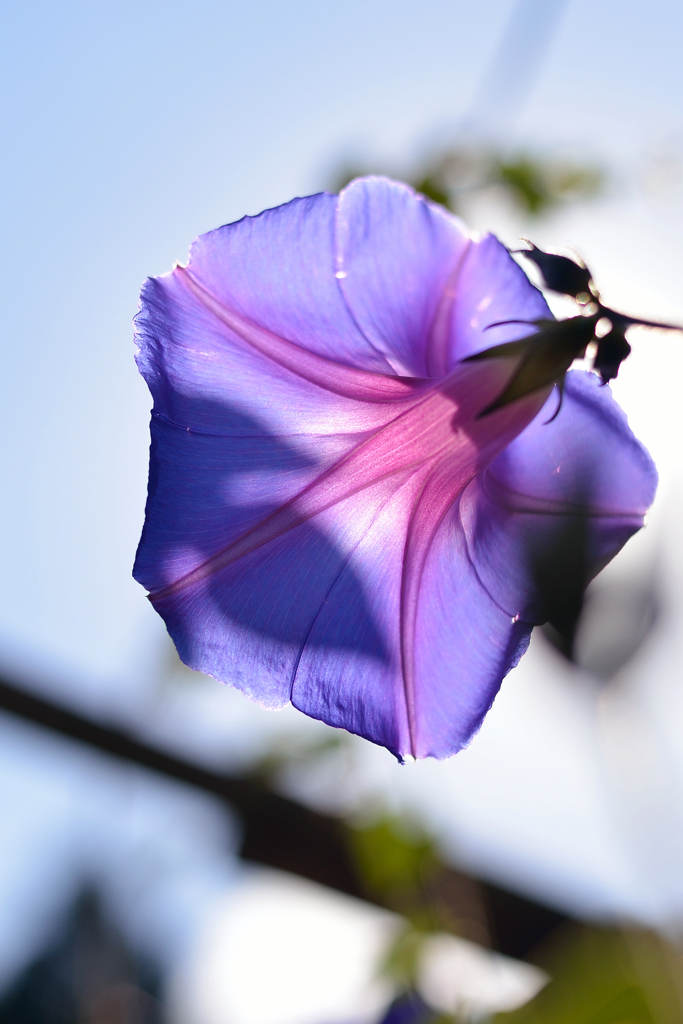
[331,146,603,217]
[573,576,659,681]
[349,815,441,924]
[382,926,429,989]
[494,156,603,215]
[412,174,453,210]
[494,925,683,1024]
[534,498,592,662]
[332,165,369,194]
[254,730,347,780]
[495,157,550,214]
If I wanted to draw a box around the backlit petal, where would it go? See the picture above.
[411,501,533,759]
[135,265,416,447]
[137,356,550,758]
[183,190,395,373]
[336,177,470,376]
[449,233,551,361]
[460,371,657,623]
[134,179,657,760]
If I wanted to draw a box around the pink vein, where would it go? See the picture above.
[161,265,554,756]
[426,241,472,378]
[149,383,466,604]
[176,266,426,403]
[399,457,470,755]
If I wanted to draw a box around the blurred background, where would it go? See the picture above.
[3,0,683,1021]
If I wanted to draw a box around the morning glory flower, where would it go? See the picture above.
[133,177,656,761]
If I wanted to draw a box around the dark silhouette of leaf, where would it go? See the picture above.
[513,242,594,297]
[593,326,631,384]
[465,317,596,415]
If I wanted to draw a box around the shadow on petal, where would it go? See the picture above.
[135,397,390,704]
[459,374,655,660]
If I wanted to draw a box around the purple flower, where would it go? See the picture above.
[134,177,656,760]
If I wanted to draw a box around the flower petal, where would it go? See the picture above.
[376,376,657,760]
[134,179,657,762]
[148,471,410,713]
[335,177,471,377]
[448,233,551,361]
[410,502,533,759]
[290,466,431,758]
[182,190,396,373]
[135,262,415,450]
[336,180,551,378]
[134,409,325,592]
[460,371,658,623]
[288,418,540,761]
[136,356,550,758]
